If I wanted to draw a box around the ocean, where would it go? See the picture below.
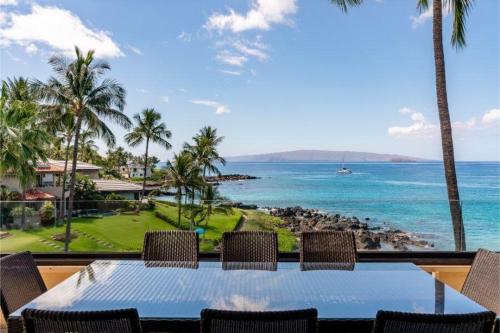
[212,162,500,251]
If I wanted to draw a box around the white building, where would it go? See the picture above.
[120,164,152,179]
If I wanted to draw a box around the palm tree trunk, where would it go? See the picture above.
[21,187,26,230]
[142,137,149,199]
[64,117,82,252]
[190,188,195,230]
[202,166,207,199]
[432,0,465,251]
[59,133,72,222]
[177,188,182,227]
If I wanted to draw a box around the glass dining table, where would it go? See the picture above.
[8,260,487,333]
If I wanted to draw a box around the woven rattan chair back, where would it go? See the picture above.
[22,308,143,333]
[221,231,278,263]
[0,252,47,318]
[142,230,198,261]
[201,308,318,333]
[461,248,500,314]
[300,231,357,264]
[372,310,496,333]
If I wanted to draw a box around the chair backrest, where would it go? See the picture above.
[372,310,496,333]
[221,231,278,263]
[0,252,47,317]
[22,308,143,333]
[142,230,198,261]
[201,308,318,333]
[462,248,500,314]
[300,231,357,264]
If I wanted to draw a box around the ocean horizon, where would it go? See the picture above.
[160,161,499,251]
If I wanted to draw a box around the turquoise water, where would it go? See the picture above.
[214,162,499,251]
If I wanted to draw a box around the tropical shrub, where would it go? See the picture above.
[155,211,176,225]
[74,174,103,201]
[7,191,22,201]
[39,201,55,226]
[10,206,35,217]
[105,193,127,201]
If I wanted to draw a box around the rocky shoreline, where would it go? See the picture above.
[265,206,434,251]
[206,174,259,183]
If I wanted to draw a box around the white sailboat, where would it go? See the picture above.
[337,155,352,174]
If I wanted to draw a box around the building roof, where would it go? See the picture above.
[34,162,65,173]
[47,160,102,171]
[25,189,55,200]
[93,179,142,192]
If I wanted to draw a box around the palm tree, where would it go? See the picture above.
[185,161,204,229]
[189,126,226,179]
[34,46,131,251]
[78,128,99,163]
[166,152,193,227]
[55,114,75,222]
[199,184,231,228]
[0,79,49,229]
[329,0,470,251]
[125,108,172,198]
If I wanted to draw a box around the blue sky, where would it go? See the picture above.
[0,0,498,161]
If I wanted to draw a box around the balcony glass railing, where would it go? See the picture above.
[0,199,498,253]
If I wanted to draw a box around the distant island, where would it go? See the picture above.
[225,150,428,162]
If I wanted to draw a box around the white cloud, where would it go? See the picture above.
[389,108,439,138]
[213,36,268,67]
[177,31,192,42]
[399,107,415,114]
[389,107,500,139]
[205,1,294,69]
[137,88,149,94]
[0,5,123,58]
[191,99,231,115]
[216,50,248,67]
[410,1,450,28]
[160,96,169,103]
[0,12,7,25]
[233,39,267,61]
[0,0,17,6]
[206,0,297,33]
[220,69,242,76]
[453,117,477,130]
[481,108,500,126]
[127,44,143,55]
[25,43,37,54]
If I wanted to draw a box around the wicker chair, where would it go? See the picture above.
[22,308,143,333]
[142,230,198,261]
[222,262,278,271]
[0,252,47,318]
[201,308,318,333]
[461,248,500,314]
[372,310,496,333]
[300,231,357,265]
[220,231,278,263]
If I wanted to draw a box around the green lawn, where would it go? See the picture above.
[155,201,243,251]
[241,209,298,252]
[0,203,242,253]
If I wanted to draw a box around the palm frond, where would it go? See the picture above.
[449,0,474,49]
[330,0,364,12]
[417,0,430,13]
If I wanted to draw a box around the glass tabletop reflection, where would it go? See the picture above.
[11,261,486,320]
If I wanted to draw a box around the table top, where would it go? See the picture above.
[11,261,486,320]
